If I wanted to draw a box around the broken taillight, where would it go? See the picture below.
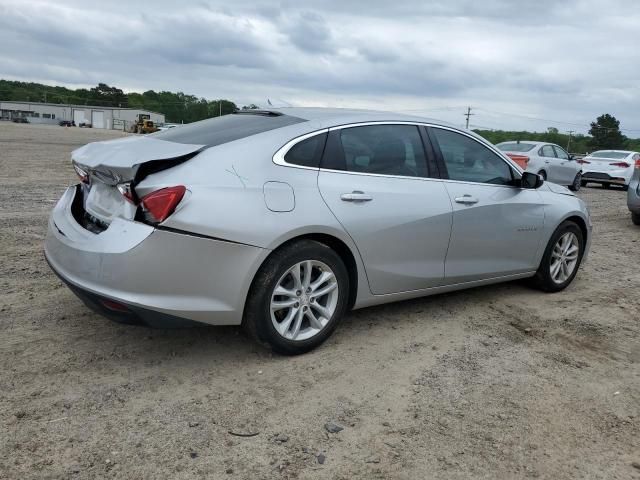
[140,186,186,224]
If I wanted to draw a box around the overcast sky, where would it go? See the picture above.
[1,0,639,134]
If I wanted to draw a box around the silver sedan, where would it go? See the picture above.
[45,108,592,354]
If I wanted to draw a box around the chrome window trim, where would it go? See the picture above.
[272,121,522,180]
[272,128,329,170]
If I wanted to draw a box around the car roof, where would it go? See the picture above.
[588,149,636,154]
[497,140,550,147]
[266,107,458,129]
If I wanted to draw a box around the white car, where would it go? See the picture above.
[496,141,583,191]
[579,150,640,189]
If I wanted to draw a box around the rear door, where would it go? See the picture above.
[317,123,452,294]
[428,127,545,283]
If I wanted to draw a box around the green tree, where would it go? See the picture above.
[588,114,626,150]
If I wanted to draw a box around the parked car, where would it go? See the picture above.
[627,158,640,225]
[578,150,640,189]
[59,120,76,127]
[496,141,582,191]
[78,122,92,128]
[12,117,29,124]
[45,109,592,354]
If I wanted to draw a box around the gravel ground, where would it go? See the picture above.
[1,122,639,479]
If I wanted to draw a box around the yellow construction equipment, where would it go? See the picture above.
[131,114,159,134]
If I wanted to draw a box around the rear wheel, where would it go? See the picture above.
[632,212,640,226]
[569,172,582,191]
[243,240,349,355]
[580,180,587,187]
[602,183,611,189]
[538,170,547,181]
[531,221,584,292]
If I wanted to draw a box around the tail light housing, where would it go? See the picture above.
[73,163,89,184]
[610,162,630,168]
[139,186,186,224]
[635,159,640,169]
[506,153,529,169]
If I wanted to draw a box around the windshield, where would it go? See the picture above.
[589,151,629,159]
[497,142,536,152]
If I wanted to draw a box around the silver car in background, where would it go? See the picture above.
[627,159,640,225]
[45,108,592,354]
[496,141,583,190]
[579,150,640,189]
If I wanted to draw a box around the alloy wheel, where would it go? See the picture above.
[549,232,579,284]
[270,260,339,341]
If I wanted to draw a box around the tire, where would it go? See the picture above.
[632,212,640,226]
[531,221,584,293]
[243,240,350,355]
[538,170,547,181]
[622,185,629,191]
[580,180,587,187]
[602,183,611,189]
[568,172,582,191]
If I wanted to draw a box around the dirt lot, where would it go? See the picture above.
[1,122,639,479]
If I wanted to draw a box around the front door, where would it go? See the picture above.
[428,127,546,283]
[317,124,452,294]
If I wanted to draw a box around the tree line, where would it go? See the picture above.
[475,114,640,153]
[1,80,638,151]
[0,80,241,124]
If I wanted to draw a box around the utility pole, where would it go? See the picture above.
[219,100,222,117]
[464,106,474,129]
[567,130,574,152]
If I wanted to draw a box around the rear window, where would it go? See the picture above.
[590,151,630,159]
[153,112,306,146]
[497,142,536,152]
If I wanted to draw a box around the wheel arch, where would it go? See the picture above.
[563,214,589,243]
[252,233,360,311]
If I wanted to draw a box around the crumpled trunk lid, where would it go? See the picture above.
[72,136,204,225]
[72,135,205,184]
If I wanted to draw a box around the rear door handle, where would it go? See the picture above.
[341,191,373,202]
[454,195,479,205]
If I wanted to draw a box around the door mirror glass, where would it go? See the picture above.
[521,171,544,189]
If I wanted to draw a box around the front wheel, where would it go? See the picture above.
[243,240,349,355]
[569,172,582,191]
[632,212,640,226]
[531,221,584,292]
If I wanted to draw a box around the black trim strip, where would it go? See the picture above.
[155,225,261,248]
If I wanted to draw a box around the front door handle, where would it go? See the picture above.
[341,191,373,202]
[454,195,479,205]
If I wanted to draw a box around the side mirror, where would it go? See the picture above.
[569,154,575,161]
[521,171,544,189]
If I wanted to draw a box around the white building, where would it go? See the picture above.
[0,101,165,131]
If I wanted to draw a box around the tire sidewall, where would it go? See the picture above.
[245,240,349,355]
[536,221,584,292]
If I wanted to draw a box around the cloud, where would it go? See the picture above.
[0,0,639,133]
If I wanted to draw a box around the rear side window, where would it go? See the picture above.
[153,112,306,146]
[322,125,428,178]
[284,133,327,168]
[430,128,513,185]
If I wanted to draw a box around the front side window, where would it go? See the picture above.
[540,145,556,157]
[430,128,513,185]
[322,124,428,178]
[553,146,569,160]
